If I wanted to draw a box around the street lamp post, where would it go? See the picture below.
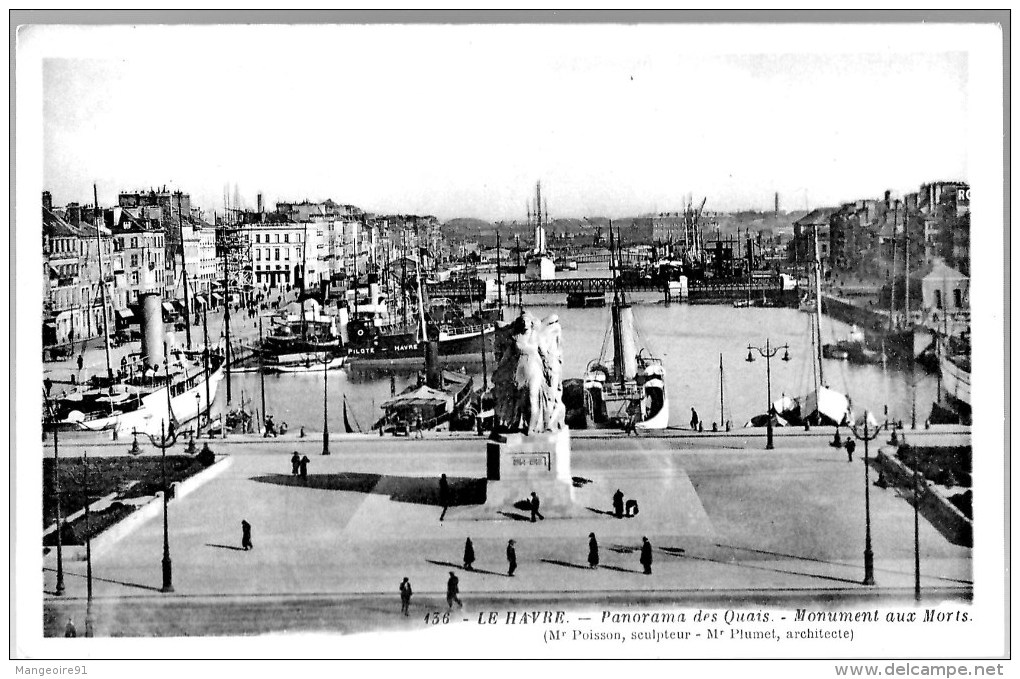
[322,353,330,455]
[51,417,65,596]
[140,420,178,592]
[849,413,881,586]
[911,446,922,601]
[83,450,94,635]
[746,339,790,450]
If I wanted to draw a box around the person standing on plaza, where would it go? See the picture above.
[439,473,450,521]
[446,571,462,609]
[530,491,544,522]
[588,532,600,569]
[299,454,310,481]
[463,537,475,571]
[399,577,412,616]
[76,353,84,374]
[290,451,301,476]
[613,489,625,519]
[690,407,700,431]
[845,438,856,463]
[640,536,653,575]
[506,539,517,577]
[241,519,253,551]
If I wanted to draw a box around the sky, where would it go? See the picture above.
[29,23,977,221]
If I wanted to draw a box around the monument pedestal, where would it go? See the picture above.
[478,428,581,517]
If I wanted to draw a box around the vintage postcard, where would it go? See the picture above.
[10,12,1009,673]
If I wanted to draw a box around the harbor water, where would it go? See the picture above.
[213,299,940,435]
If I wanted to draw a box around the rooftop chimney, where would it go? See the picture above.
[42,191,52,211]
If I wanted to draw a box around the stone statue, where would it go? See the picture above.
[492,310,566,435]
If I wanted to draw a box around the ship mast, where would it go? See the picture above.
[92,183,114,382]
[812,222,824,417]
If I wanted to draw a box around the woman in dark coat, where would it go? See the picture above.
[506,539,517,577]
[640,536,653,575]
[241,520,253,551]
[463,537,475,570]
[588,532,599,568]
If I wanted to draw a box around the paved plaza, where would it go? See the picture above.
[41,430,972,636]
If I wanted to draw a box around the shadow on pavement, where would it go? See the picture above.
[426,559,510,578]
[497,511,533,522]
[251,473,487,506]
[540,558,592,571]
[665,548,861,585]
[600,564,644,575]
[608,544,636,554]
[44,566,162,592]
[585,507,618,518]
[206,543,247,552]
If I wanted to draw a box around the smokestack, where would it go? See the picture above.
[425,339,442,389]
[774,192,779,218]
[139,292,166,370]
[257,193,263,214]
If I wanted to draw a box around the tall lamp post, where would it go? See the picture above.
[138,420,178,592]
[45,394,65,596]
[61,451,96,634]
[746,339,790,450]
[322,353,330,455]
[849,411,881,586]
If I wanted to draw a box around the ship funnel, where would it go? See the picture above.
[425,338,443,389]
[139,292,166,369]
[612,303,638,380]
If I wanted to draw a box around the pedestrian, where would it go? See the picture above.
[831,427,843,448]
[588,532,600,569]
[612,489,625,518]
[300,454,310,479]
[529,491,544,522]
[624,412,638,436]
[77,353,84,372]
[399,577,412,616]
[845,438,856,463]
[506,539,517,577]
[414,414,423,439]
[690,407,700,431]
[640,536,653,575]
[463,537,475,571]
[290,451,300,476]
[241,519,253,550]
[44,377,53,396]
[446,571,462,609]
[64,617,77,637]
[625,499,639,517]
[439,473,450,521]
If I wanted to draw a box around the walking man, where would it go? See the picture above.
[446,571,462,609]
[530,491,544,522]
[241,519,253,551]
[588,532,600,569]
[506,539,517,577]
[290,451,301,476]
[845,438,856,463]
[77,353,84,373]
[399,577,412,616]
[299,455,310,481]
[463,537,475,571]
[690,407,700,431]
[640,536,653,575]
[439,473,450,522]
[613,489,625,519]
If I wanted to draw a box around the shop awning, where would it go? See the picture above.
[116,308,135,319]
[162,302,177,314]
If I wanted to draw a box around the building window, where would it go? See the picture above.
[275,248,280,261]
[275,234,280,243]
[255,249,261,261]
[284,234,289,243]
[953,288,963,308]
[934,289,943,310]
[131,254,138,267]
[131,237,138,248]
[131,271,139,285]
[285,249,291,260]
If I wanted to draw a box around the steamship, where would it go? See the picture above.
[44,293,226,436]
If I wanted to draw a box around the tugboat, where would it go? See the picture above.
[257,299,345,373]
[567,226,669,430]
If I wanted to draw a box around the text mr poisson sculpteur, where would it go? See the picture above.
[491,310,566,435]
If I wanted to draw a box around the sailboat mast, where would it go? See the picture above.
[496,229,504,313]
[812,223,825,389]
[903,202,910,326]
[259,316,267,430]
[222,237,232,405]
[476,282,488,390]
[889,216,898,331]
[300,221,309,340]
[201,298,211,426]
[92,184,113,381]
[176,194,193,350]
[416,258,428,343]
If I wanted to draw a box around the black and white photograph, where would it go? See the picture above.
[10,11,1009,672]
